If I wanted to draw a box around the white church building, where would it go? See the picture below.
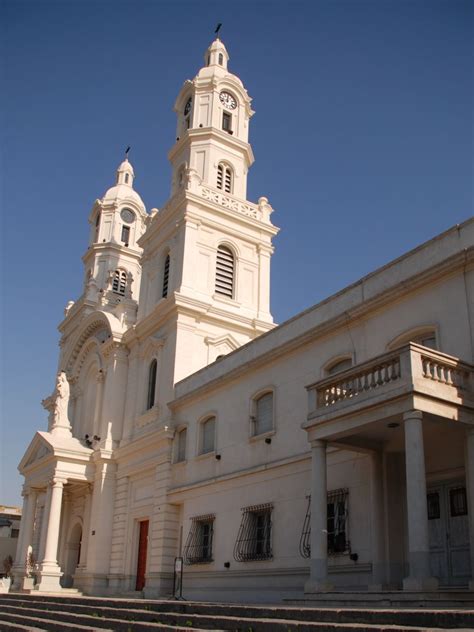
[13,38,474,602]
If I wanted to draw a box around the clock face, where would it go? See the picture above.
[184,97,192,116]
[219,91,237,110]
[120,208,135,224]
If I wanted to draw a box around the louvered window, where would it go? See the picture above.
[217,163,232,193]
[299,489,350,559]
[183,515,215,564]
[112,270,127,296]
[146,359,157,410]
[201,417,215,454]
[176,428,187,463]
[215,245,234,298]
[253,392,273,436]
[234,504,273,562]
[162,254,170,298]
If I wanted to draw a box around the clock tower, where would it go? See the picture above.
[169,38,254,199]
[135,37,279,401]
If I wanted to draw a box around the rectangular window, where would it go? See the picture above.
[234,503,273,561]
[183,515,215,564]
[327,489,349,554]
[176,428,187,463]
[299,489,350,558]
[252,392,273,436]
[201,417,216,454]
[450,487,467,517]
[427,492,441,520]
[222,112,231,132]
[121,225,130,244]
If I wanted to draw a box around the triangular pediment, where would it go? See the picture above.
[19,432,53,472]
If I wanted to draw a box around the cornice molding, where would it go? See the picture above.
[170,248,473,407]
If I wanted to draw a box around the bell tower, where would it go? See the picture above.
[137,37,279,387]
[81,157,147,326]
[169,38,254,199]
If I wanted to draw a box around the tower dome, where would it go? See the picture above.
[101,158,144,208]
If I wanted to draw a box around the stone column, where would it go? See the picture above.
[100,344,128,449]
[369,451,386,590]
[256,244,273,322]
[81,453,117,594]
[465,427,474,591]
[77,486,92,569]
[36,478,66,592]
[37,488,52,564]
[403,411,438,591]
[121,347,139,445]
[305,439,333,592]
[12,487,37,589]
[92,370,105,439]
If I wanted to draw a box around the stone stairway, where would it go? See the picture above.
[0,593,473,631]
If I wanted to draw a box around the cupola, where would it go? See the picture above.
[205,38,229,70]
[116,158,134,186]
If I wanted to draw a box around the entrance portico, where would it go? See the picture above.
[13,431,94,593]
[303,342,474,593]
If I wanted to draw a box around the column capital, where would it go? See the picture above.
[310,439,327,449]
[50,477,67,488]
[403,410,423,422]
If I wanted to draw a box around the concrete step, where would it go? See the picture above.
[0,618,47,632]
[0,594,474,632]
[2,594,474,629]
[1,603,468,632]
[0,604,222,632]
[287,591,474,609]
[0,610,111,631]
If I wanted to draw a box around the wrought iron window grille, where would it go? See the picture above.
[183,514,215,565]
[299,489,350,559]
[233,503,273,562]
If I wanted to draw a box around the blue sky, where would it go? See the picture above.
[1,0,472,505]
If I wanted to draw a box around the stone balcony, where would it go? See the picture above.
[304,343,474,441]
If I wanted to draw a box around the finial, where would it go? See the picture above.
[125,145,131,160]
[214,23,222,38]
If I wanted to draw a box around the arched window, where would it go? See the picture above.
[178,165,186,188]
[217,163,233,193]
[125,173,129,184]
[215,245,235,298]
[146,359,157,410]
[218,53,223,65]
[112,270,127,295]
[94,213,100,242]
[388,328,438,351]
[162,254,170,298]
[176,427,187,463]
[200,416,216,454]
[252,391,274,436]
[326,357,353,376]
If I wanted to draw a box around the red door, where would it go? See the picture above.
[135,520,149,591]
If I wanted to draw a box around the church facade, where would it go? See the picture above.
[13,38,474,602]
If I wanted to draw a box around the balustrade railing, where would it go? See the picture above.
[309,344,473,414]
[421,356,468,390]
[317,357,401,407]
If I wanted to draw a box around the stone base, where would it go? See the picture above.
[73,572,108,596]
[35,563,63,592]
[304,578,334,593]
[143,572,174,599]
[22,576,36,590]
[402,576,439,591]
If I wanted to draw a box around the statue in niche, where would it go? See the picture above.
[52,371,71,427]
